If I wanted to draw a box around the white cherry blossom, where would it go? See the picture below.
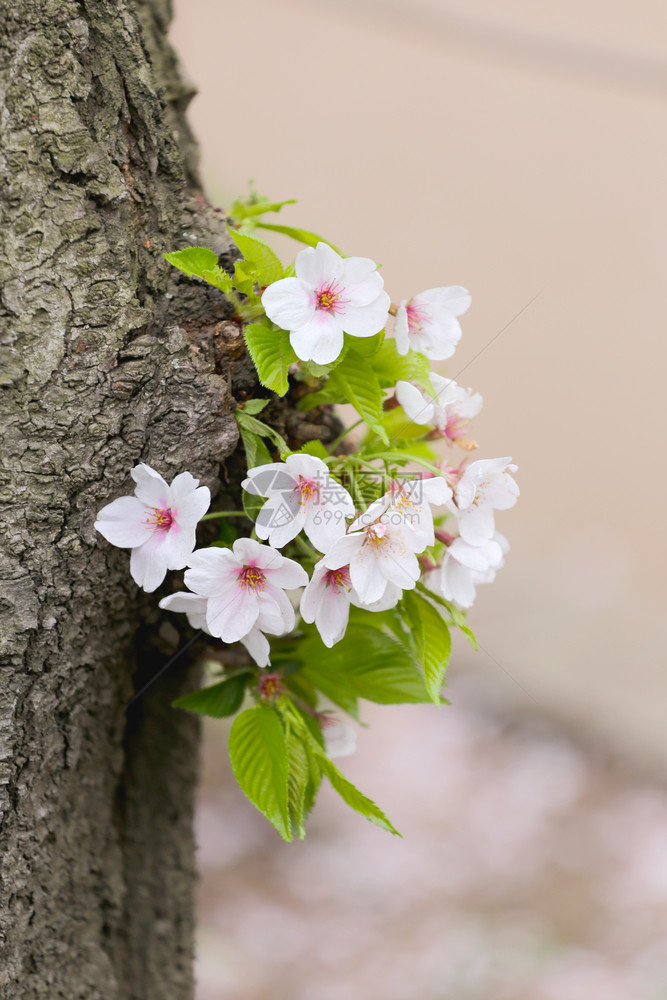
[321,716,358,758]
[395,374,482,441]
[95,464,210,593]
[300,561,401,647]
[350,476,452,548]
[242,453,354,552]
[394,285,471,359]
[184,537,308,644]
[261,242,390,365]
[322,520,422,605]
[450,457,519,544]
[437,533,508,608]
[159,591,272,667]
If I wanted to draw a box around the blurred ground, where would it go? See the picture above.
[194,672,667,1000]
[168,2,667,996]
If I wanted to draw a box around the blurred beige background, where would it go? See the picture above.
[172,0,667,762]
[169,3,667,997]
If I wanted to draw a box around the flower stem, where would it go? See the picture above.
[201,510,251,522]
[327,418,364,454]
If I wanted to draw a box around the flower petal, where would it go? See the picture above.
[159,592,210,632]
[289,312,345,365]
[393,301,410,355]
[173,484,211,525]
[340,291,391,338]
[316,584,350,647]
[294,242,344,287]
[95,495,152,548]
[162,523,197,570]
[264,556,309,589]
[131,464,171,507]
[240,628,271,668]
[185,547,240,597]
[349,551,387,604]
[416,285,471,317]
[322,533,364,570]
[129,533,168,593]
[395,381,433,425]
[206,587,259,642]
[261,277,314,331]
[299,565,327,623]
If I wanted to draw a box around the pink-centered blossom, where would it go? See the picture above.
[436,532,508,609]
[394,286,471,360]
[159,591,272,667]
[450,457,519,544]
[94,464,210,593]
[395,374,482,440]
[242,453,354,552]
[183,537,308,644]
[300,560,401,647]
[261,242,391,365]
[322,519,423,605]
[350,476,452,548]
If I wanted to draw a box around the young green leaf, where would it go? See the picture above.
[229,705,291,841]
[228,226,284,286]
[238,398,270,415]
[316,752,401,836]
[235,408,289,454]
[401,591,452,702]
[237,420,273,471]
[254,221,343,257]
[163,247,236,294]
[292,439,330,460]
[329,351,388,444]
[346,330,384,358]
[299,624,432,706]
[371,339,433,390]
[243,322,297,397]
[173,673,249,718]
[229,195,296,222]
[164,246,219,279]
[285,730,309,839]
[302,740,323,820]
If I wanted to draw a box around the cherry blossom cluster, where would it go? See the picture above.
[95,240,518,665]
[96,218,520,838]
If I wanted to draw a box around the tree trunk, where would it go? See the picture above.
[0,2,241,996]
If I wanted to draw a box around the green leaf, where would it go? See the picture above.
[173,672,249,718]
[371,340,433,390]
[401,591,452,702]
[235,408,289,454]
[230,195,296,222]
[291,439,330,460]
[299,624,432,707]
[346,331,384,358]
[316,752,401,836]
[297,381,344,411]
[255,221,343,257]
[163,247,235,294]
[243,322,297,397]
[164,246,218,278]
[236,417,273,471]
[201,266,233,294]
[228,705,291,841]
[286,730,309,839]
[228,226,284,285]
[329,351,388,444]
[302,740,323,819]
[238,397,270,415]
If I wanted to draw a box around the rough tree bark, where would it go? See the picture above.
[0,2,337,997]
